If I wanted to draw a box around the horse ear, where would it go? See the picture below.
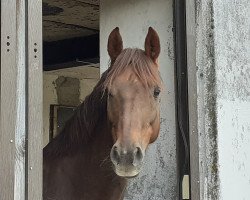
[145,27,160,64]
[108,27,123,64]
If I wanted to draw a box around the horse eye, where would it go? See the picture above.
[153,88,161,98]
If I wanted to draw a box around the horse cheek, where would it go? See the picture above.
[149,118,160,143]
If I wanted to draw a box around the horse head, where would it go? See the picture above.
[105,27,162,178]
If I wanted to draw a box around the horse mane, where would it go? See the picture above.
[43,48,162,158]
[43,70,108,158]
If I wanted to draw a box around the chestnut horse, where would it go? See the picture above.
[43,27,162,200]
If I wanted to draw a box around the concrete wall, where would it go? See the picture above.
[193,0,250,199]
[100,1,177,199]
[214,0,250,199]
[43,65,99,146]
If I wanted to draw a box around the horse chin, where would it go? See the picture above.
[113,166,141,178]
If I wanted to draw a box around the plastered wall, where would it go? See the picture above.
[214,0,250,199]
[100,1,177,199]
[43,65,99,146]
[194,0,250,199]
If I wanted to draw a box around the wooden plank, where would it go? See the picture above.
[15,0,26,199]
[26,0,43,199]
[185,0,201,200]
[0,1,17,199]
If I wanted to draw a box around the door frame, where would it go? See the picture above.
[0,0,43,199]
[185,0,201,199]
[174,0,200,199]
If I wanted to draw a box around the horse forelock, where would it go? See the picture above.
[104,48,162,91]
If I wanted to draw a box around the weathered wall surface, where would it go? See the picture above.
[195,1,220,199]
[100,0,177,199]
[214,0,250,199]
[43,65,99,146]
[194,0,250,199]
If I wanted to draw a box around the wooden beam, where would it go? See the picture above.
[186,0,201,199]
[1,1,43,199]
[43,19,99,32]
[0,1,17,199]
[26,0,43,199]
[15,0,26,199]
[75,0,99,7]
[43,34,99,70]
[44,58,99,71]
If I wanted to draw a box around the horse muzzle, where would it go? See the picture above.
[110,144,144,177]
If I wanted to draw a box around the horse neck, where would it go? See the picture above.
[81,120,113,165]
[43,71,128,199]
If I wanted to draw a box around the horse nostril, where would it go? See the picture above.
[135,147,143,161]
[111,146,120,165]
[133,147,143,166]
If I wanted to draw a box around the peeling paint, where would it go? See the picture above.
[55,76,80,106]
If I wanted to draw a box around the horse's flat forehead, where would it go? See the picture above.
[113,84,150,104]
[112,74,145,95]
[112,69,143,87]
